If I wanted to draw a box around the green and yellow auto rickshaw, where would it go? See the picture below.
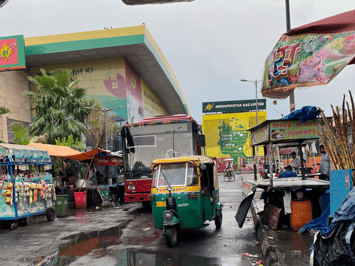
[149,155,223,247]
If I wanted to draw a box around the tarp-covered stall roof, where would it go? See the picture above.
[27,144,111,162]
[65,148,111,162]
[28,143,81,157]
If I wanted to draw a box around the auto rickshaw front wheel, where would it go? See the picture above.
[215,212,222,229]
[165,226,178,247]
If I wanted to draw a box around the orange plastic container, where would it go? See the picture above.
[290,199,313,231]
[74,191,87,209]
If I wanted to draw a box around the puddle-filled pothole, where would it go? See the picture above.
[36,249,222,266]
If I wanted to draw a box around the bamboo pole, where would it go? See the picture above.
[320,113,343,169]
[317,91,355,182]
[317,119,339,169]
[79,154,96,192]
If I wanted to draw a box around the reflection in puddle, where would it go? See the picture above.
[36,226,122,266]
[37,249,221,266]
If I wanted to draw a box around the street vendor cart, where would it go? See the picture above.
[28,144,124,208]
[0,144,56,230]
[92,155,124,205]
[236,118,330,231]
[65,149,124,207]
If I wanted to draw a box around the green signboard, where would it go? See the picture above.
[202,99,266,113]
[269,120,319,141]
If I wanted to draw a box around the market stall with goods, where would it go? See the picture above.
[28,144,124,208]
[260,9,355,264]
[0,144,56,229]
[236,113,330,232]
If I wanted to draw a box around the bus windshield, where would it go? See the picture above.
[123,123,196,175]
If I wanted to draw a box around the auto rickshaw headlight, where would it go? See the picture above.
[163,211,173,222]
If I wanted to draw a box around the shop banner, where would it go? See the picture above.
[251,123,270,145]
[0,35,26,72]
[262,31,355,98]
[94,156,123,166]
[202,99,266,114]
[269,120,319,141]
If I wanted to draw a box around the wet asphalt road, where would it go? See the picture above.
[0,174,263,266]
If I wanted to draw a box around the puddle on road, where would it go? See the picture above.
[36,225,122,266]
[36,249,222,266]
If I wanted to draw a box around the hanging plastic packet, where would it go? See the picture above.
[6,197,12,205]
[33,189,38,202]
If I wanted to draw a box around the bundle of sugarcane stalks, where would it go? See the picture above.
[317,90,355,183]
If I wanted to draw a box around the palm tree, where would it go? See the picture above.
[25,69,94,143]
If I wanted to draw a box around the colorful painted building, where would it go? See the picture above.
[202,111,267,165]
[0,25,189,143]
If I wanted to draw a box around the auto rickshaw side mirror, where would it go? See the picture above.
[200,163,207,172]
[199,135,206,147]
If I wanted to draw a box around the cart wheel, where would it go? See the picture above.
[10,222,18,230]
[46,207,56,222]
[165,226,178,247]
[215,212,222,229]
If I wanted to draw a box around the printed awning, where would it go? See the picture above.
[262,9,355,99]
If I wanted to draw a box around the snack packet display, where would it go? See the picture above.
[6,197,12,205]
[33,189,38,202]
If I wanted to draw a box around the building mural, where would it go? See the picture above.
[29,58,168,123]
[202,111,267,164]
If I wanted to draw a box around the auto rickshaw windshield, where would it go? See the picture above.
[152,163,198,188]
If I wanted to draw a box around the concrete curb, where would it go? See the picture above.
[250,199,280,266]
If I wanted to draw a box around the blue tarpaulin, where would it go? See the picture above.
[302,187,355,236]
[281,106,320,123]
[299,205,330,234]
[322,186,355,237]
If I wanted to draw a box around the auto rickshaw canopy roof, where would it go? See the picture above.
[152,155,214,167]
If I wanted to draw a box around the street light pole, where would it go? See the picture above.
[85,106,123,151]
[254,79,258,126]
[241,79,262,180]
[104,111,108,150]
[240,79,261,126]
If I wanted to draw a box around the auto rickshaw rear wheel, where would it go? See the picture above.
[165,226,178,247]
[215,212,222,229]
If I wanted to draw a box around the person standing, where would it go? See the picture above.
[288,151,301,171]
[88,165,96,180]
[319,145,330,180]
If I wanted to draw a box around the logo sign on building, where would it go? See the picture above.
[0,35,26,72]
[202,99,266,113]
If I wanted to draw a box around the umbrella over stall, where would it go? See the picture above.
[262,9,355,99]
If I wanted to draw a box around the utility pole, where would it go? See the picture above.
[286,0,295,112]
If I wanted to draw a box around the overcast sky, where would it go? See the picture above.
[1,0,355,123]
